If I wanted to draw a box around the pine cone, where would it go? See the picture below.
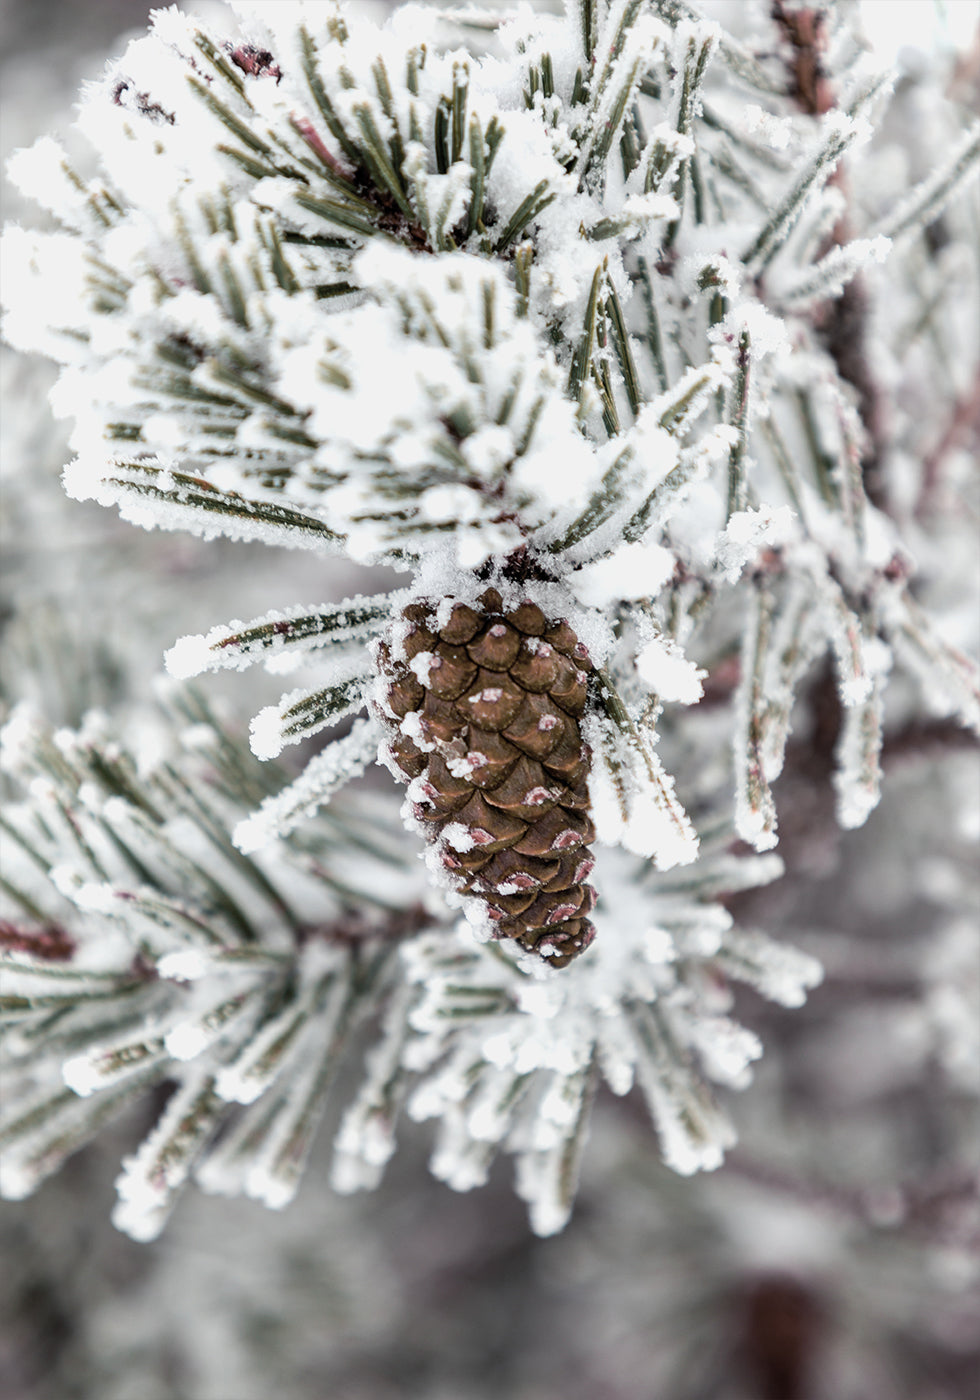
[375,589,597,967]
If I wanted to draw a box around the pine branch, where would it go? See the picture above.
[2,0,976,1248]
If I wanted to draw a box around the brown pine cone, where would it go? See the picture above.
[374,588,597,967]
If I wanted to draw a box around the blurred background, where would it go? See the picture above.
[1,2,978,1398]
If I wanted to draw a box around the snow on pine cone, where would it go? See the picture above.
[374,588,597,967]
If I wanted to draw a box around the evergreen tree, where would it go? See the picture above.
[1,0,977,1259]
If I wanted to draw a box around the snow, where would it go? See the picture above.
[635,633,706,704]
[741,103,794,152]
[5,137,88,221]
[2,0,977,1254]
[407,651,437,686]
[571,540,676,608]
[165,632,217,681]
[249,704,289,761]
[165,1023,211,1062]
[715,505,796,582]
[158,949,210,982]
[437,822,476,853]
[62,1053,113,1099]
[584,712,700,869]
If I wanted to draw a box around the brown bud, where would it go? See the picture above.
[387,673,425,718]
[542,619,579,655]
[453,790,527,853]
[457,728,521,788]
[483,753,562,822]
[419,691,462,742]
[510,637,560,692]
[541,730,590,784]
[551,656,590,716]
[471,848,562,892]
[502,692,565,760]
[387,732,426,778]
[402,623,438,660]
[511,805,595,856]
[477,587,504,613]
[542,849,595,892]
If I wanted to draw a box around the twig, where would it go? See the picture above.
[0,919,76,961]
[299,901,433,949]
[880,717,980,765]
[722,1151,980,1245]
[771,2,889,506]
[917,368,980,516]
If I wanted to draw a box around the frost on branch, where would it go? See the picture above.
[337,842,820,1238]
[1,705,817,1240]
[1,0,978,1241]
[3,0,977,865]
[0,702,421,1237]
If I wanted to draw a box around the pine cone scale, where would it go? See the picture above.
[511,806,595,856]
[459,669,526,729]
[426,647,478,700]
[437,604,482,645]
[466,622,522,669]
[501,692,563,759]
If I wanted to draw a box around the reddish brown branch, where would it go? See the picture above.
[880,717,980,766]
[771,2,890,506]
[737,1273,826,1400]
[299,899,433,949]
[917,368,980,516]
[0,919,75,961]
[771,1,835,116]
[723,1151,980,1246]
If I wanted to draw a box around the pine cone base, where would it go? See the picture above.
[375,589,597,967]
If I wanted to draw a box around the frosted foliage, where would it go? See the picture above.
[635,631,705,703]
[234,715,381,850]
[584,710,700,868]
[0,709,805,1240]
[2,0,979,1251]
[2,0,977,864]
[165,594,396,678]
[377,845,792,1235]
[0,706,421,1239]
